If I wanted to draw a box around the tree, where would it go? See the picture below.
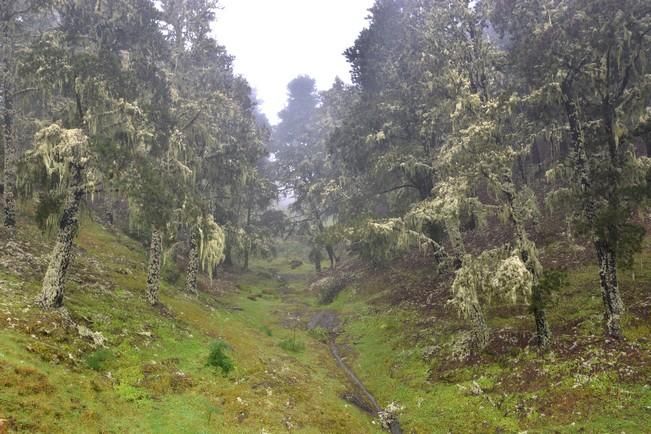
[22,0,163,308]
[158,0,267,284]
[29,126,94,307]
[1,0,45,232]
[493,0,651,339]
[271,76,340,270]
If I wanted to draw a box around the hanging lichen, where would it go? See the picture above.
[491,255,533,305]
[29,125,92,183]
[197,214,225,280]
[347,217,443,265]
[450,250,533,324]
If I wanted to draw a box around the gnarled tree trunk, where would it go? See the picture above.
[185,229,199,294]
[595,239,624,339]
[468,298,489,353]
[311,247,323,273]
[243,246,249,271]
[39,164,84,309]
[446,217,489,353]
[1,22,16,232]
[146,227,163,305]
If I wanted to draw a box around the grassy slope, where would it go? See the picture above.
[324,239,651,433]
[0,216,377,434]
[1,212,650,433]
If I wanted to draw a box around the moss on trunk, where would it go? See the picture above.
[146,227,163,306]
[596,240,624,339]
[185,230,199,294]
[2,31,16,231]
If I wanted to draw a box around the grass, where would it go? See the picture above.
[320,242,651,433]
[85,349,114,371]
[279,337,306,353]
[0,217,376,433]
[1,214,650,433]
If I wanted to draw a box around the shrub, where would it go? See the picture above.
[85,349,113,371]
[207,341,234,375]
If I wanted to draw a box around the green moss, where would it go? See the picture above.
[2,214,650,433]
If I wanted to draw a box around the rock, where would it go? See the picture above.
[378,402,403,433]
[310,273,354,304]
[470,381,483,396]
[77,325,107,348]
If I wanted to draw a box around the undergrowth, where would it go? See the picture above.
[206,340,234,375]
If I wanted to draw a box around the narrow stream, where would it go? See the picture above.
[328,338,402,434]
[280,274,403,433]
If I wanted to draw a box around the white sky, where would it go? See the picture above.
[212,0,374,124]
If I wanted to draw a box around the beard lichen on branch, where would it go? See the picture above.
[197,214,225,281]
[449,249,534,354]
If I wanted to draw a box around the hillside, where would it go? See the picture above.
[1,212,650,433]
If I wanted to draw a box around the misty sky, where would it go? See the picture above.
[212,0,374,124]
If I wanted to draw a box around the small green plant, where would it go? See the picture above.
[85,349,113,371]
[116,383,150,402]
[279,337,305,353]
[261,325,273,336]
[207,340,234,375]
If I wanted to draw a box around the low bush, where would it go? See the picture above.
[207,341,234,375]
[85,349,113,371]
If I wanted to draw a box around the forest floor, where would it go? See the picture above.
[0,212,650,433]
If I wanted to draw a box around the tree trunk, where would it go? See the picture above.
[311,247,323,273]
[562,81,623,339]
[468,299,489,353]
[595,239,624,339]
[444,219,465,270]
[533,303,551,348]
[326,244,336,269]
[2,24,16,231]
[243,246,249,271]
[103,193,114,226]
[38,164,84,309]
[185,229,199,294]
[223,238,233,267]
[146,227,163,306]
